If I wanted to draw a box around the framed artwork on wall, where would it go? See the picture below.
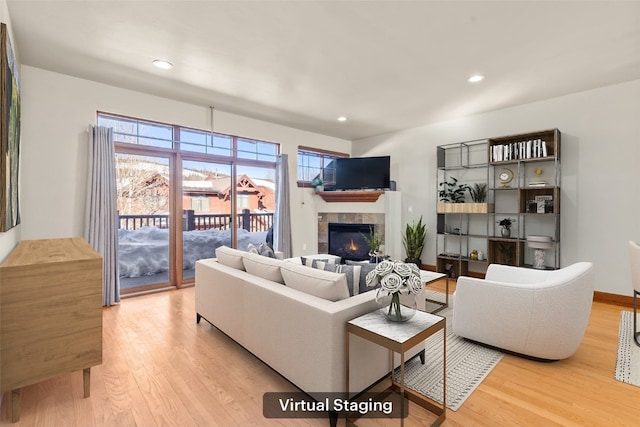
[0,23,21,232]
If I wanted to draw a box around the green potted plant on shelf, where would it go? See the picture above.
[497,243,515,265]
[438,177,469,203]
[403,215,427,266]
[497,217,515,238]
[468,183,487,203]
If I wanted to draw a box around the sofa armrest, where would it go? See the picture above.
[485,263,550,284]
[453,275,537,352]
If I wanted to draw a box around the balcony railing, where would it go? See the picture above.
[118,209,273,232]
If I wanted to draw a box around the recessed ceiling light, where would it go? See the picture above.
[153,59,173,70]
[468,74,485,83]
[337,116,348,122]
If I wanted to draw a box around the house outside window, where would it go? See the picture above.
[191,196,209,213]
[297,146,348,187]
[237,194,249,210]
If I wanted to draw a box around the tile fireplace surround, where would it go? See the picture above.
[317,212,385,254]
[313,191,402,260]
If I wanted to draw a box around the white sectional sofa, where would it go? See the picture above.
[195,247,425,425]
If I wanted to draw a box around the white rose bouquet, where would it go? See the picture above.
[365,260,423,320]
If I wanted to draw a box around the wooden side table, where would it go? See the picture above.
[346,310,446,426]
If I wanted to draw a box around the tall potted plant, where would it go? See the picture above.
[403,216,427,266]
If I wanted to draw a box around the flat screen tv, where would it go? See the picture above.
[334,156,390,190]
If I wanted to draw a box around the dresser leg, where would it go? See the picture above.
[83,368,91,398]
[11,389,20,423]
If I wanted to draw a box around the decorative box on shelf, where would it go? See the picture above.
[436,202,494,214]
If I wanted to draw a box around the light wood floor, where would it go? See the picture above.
[2,282,640,426]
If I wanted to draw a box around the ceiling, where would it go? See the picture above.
[6,1,640,140]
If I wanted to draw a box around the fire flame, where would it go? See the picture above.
[348,239,358,251]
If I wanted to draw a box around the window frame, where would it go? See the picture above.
[97,111,279,292]
[296,145,348,188]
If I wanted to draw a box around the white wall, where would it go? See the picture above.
[14,63,640,296]
[0,0,21,261]
[353,79,640,296]
[18,66,350,256]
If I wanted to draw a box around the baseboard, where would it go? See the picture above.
[593,291,633,308]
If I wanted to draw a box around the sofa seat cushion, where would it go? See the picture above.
[216,246,246,270]
[242,251,285,284]
[280,262,350,301]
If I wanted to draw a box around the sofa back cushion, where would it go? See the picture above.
[280,262,350,301]
[300,254,340,267]
[242,251,285,284]
[216,246,246,270]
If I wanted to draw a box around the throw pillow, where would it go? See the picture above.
[247,243,260,254]
[311,260,326,269]
[280,262,350,302]
[242,251,284,284]
[346,260,379,294]
[258,243,276,258]
[216,246,246,270]
[301,257,328,267]
[322,263,361,296]
[300,255,339,267]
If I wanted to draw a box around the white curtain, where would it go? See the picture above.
[84,126,120,306]
[274,154,292,258]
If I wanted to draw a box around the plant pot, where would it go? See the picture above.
[375,289,417,322]
[501,227,511,238]
[404,258,422,268]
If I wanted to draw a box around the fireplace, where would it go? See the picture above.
[328,223,375,262]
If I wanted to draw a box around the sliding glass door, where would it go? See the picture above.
[180,159,232,282]
[101,112,279,294]
[115,153,172,292]
[235,164,275,251]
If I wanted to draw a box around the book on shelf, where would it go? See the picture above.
[491,138,549,162]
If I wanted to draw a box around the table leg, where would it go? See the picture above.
[11,389,20,423]
[442,323,447,419]
[401,351,406,426]
[444,276,449,308]
[83,367,91,398]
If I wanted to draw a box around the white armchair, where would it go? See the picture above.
[452,262,594,360]
[629,241,640,346]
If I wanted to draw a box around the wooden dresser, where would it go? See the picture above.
[0,238,102,422]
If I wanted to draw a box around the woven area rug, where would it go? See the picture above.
[614,310,640,386]
[393,291,503,411]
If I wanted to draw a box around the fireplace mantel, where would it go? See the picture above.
[316,190,385,203]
